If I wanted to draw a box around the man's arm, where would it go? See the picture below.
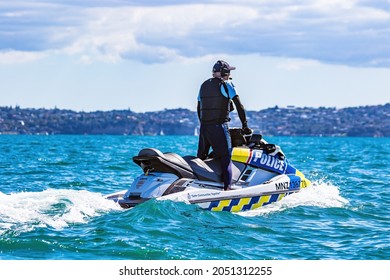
[197,100,201,121]
[232,95,248,128]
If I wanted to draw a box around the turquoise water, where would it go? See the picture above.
[0,135,389,260]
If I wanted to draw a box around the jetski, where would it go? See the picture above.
[106,129,311,212]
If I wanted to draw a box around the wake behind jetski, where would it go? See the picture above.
[106,129,311,212]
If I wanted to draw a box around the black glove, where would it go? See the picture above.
[242,122,252,135]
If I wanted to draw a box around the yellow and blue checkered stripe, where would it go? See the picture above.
[202,147,311,212]
[204,193,288,212]
[201,174,310,212]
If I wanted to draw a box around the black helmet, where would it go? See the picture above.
[212,60,236,77]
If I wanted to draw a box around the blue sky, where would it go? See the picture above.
[0,0,389,112]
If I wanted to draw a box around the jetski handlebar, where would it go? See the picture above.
[229,128,284,159]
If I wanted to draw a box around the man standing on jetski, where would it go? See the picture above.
[197,60,251,191]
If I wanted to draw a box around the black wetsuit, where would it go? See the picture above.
[197,77,247,190]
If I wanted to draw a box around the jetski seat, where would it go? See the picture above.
[183,156,220,182]
[133,148,245,183]
[183,156,245,183]
[133,148,195,179]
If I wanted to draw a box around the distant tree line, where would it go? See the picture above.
[0,104,389,137]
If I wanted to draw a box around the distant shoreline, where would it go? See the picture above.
[1,104,389,137]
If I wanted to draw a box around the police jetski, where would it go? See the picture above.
[106,129,311,212]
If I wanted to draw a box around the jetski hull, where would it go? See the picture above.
[187,175,310,212]
[106,171,310,212]
[106,131,311,212]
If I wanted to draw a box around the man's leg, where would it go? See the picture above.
[220,155,232,190]
[208,123,232,190]
[197,124,210,160]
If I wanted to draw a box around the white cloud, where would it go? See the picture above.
[277,58,321,70]
[55,4,260,63]
[1,0,390,67]
[0,50,47,64]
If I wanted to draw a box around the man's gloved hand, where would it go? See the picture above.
[242,122,252,135]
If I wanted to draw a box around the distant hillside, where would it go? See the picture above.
[0,104,389,137]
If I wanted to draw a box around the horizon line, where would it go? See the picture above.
[1,103,389,113]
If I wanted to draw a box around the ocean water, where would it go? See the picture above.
[0,135,389,260]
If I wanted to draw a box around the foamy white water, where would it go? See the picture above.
[238,181,349,217]
[0,189,120,233]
